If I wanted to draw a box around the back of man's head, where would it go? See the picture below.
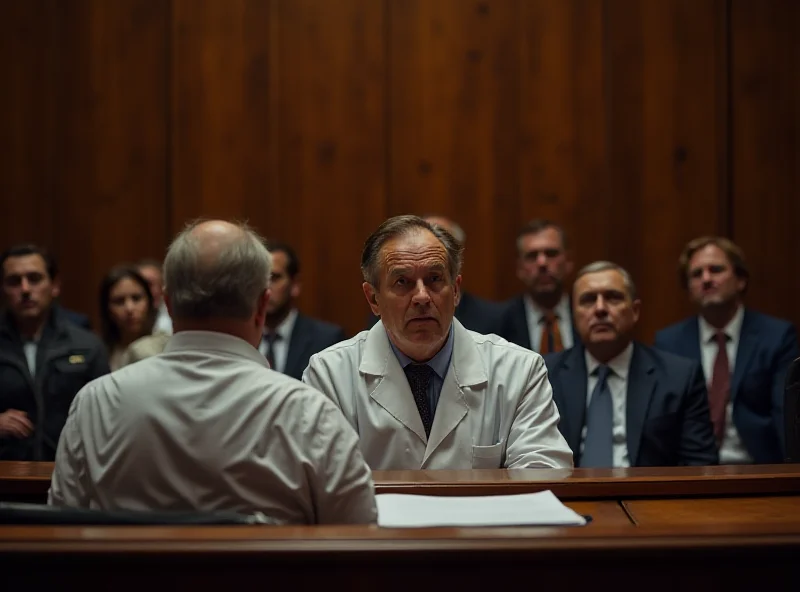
[163,220,272,338]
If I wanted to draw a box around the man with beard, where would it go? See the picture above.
[303,215,573,470]
[544,261,718,467]
[500,219,579,353]
[655,237,798,464]
[261,242,347,380]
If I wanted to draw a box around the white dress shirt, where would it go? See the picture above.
[48,330,377,525]
[258,308,298,373]
[23,341,37,376]
[582,343,634,468]
[523,294,574,352]
[152,302,173,335]
[698,305,752,464]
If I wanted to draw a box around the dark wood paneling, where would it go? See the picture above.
[170,0,276,233]
[0,1,58,250]
[730,0,800,331]
[604,0,728,341]
[50,0,169,330]
[389,0,521,300]
[1,0,797,342]
[272,0,387,334]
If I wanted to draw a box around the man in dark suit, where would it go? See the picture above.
[262,242,347,380]
[544,261,718,468]
[0,244,109,460]
[500,219,579,354]
[654,236,798,464]
[365,215,506,335]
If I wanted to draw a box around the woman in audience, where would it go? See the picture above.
[98,266,156,370]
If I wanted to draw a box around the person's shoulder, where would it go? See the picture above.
[297,313,347,339]
[654,316,695,342]
[59,318,105,350]
[637,341,699,375]
[745,308,795,334]
[464,328,541,363]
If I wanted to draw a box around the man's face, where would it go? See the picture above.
[265,251,299,318]
[516,228,573,299]
[686,244,745,310]
[137,264,164,307]
[2,254,59,324]
[573,269,639,349]
[364,230,461,362]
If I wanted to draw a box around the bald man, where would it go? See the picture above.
[49,220,377,525]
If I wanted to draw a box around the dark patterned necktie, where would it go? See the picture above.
[404,364,434,437]
[264,332,280,370]
[709,332,730,443]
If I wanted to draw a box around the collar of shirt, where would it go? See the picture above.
[164,330,268,367]
[698,304,744,344]
[264,308,298,343]
[524,292,570,324]
[387,322,454,380]
[584,341,634,380]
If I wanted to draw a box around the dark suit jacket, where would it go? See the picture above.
[365,291,506,336]
[543,342,718,467]
[58,306,91,330]
[284,313,347,380]
[499,295,580,351]
[654,309,799,463]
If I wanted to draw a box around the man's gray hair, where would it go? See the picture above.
[575,261,639,300]
[361,215,464,287]
[164,219,272,320]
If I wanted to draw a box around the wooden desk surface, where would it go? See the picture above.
[4,462,800,501]
[623,495,800,526]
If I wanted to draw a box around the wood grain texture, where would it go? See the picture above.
[623,495,800,526]
[0,0,797,339]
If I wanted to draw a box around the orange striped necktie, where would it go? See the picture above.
[539,312,563,354]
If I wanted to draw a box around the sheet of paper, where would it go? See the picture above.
[376,489,587,528]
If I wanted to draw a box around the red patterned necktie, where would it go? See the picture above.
[709,332,730,443]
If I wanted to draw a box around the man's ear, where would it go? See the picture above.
[51,278,61,300]
[453,274,462,307]
[256,288,271,322]
[631,299,642,324]
[362,282,380,316]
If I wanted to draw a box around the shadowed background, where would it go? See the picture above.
[1,0,798,340]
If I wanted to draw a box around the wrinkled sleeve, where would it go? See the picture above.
[48,389,91,507]
[505,354,575,469]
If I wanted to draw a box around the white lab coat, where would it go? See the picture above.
[303,319,574,470]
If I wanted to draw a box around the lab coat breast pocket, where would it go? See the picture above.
[471,440,506,469]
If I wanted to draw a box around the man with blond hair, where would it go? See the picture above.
[655,236,798,464]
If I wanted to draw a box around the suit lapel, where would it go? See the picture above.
[732,310,758,401]
[511,297,531,349]
[284,314,312,378]
[359,323,428,443]
[557,346,589,459]
[625,343,657,466]
[423,320,484,464]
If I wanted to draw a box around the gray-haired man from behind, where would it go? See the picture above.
[49,219,377,524]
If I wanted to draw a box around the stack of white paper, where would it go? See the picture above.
[376,490,586,528]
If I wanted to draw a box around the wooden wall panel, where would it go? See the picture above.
[603,0,727,341]
[170,0,276,233]
[273,0,387,334]
[50,0,169,329]
[1,0,798,343]
[1,0,168,329]
[389,0,520,300]
[730,0,800,331]
[515,0,607,297]
[0,1,58,253]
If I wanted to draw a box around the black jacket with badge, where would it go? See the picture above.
[0,307,110,460]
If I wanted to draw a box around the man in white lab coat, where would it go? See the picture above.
[49,219,377,525]
[303,215,573,470]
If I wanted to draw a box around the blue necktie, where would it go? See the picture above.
[404,364,434,438]
[581,365,613,467]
